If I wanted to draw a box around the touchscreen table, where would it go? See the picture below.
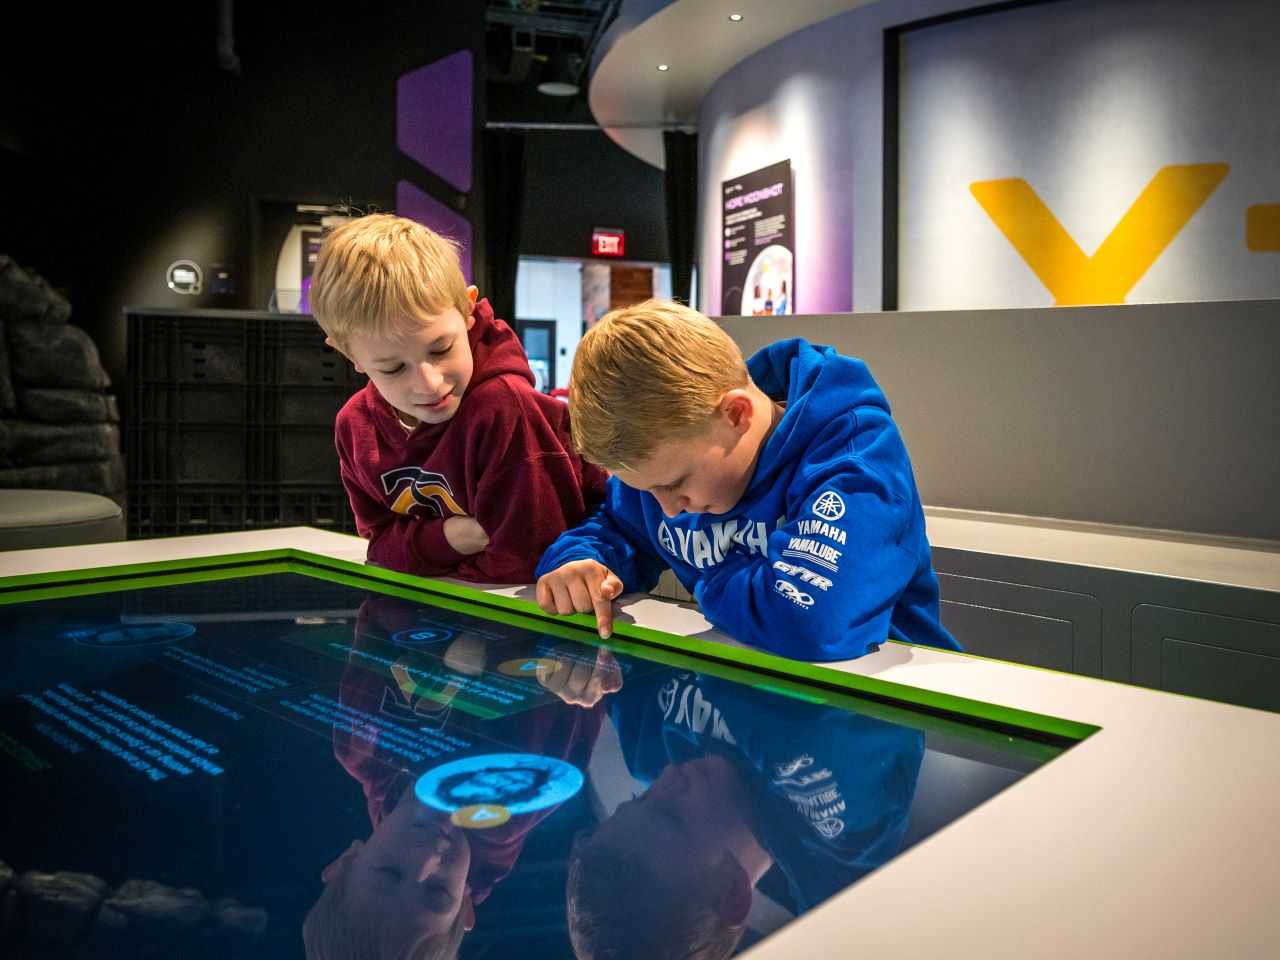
[0,555,1087,959]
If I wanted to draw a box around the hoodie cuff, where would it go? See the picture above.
[415,516,469,570]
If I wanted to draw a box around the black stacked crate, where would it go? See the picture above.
[126,309,365,538]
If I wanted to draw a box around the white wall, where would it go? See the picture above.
[698,42,857,316]
[653,263,672,301]
[515,257,583,391]
[698,0,1280,313]
[516,258,674,390]
[698,0,977,314]
[898,0,1280,309]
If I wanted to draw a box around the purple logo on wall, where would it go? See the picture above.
[397,49,474,280]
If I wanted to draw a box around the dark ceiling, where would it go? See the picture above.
[484,0,619,125]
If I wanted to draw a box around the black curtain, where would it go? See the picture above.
[483,130,526,323]
[663,130,697,306]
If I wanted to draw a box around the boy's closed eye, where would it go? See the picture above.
[375,340,455,375]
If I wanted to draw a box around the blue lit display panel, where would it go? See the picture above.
[0,572,1063,957]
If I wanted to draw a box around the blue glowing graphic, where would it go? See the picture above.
[415,753,584,816]
[63,622,196,647]
[391,626,455,646]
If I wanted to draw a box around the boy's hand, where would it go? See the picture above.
[443,515,489,555]
[537,647,623,707]
[442,633,487,675]
[535,559,624,638]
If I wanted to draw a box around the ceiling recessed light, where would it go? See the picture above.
[729,13,744,21]
[657,63,670,71]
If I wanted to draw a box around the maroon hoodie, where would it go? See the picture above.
[335,299,607,583]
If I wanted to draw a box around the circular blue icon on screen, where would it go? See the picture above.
[62,622,196,647]
[415,753,583,816]
[391,626,455,647]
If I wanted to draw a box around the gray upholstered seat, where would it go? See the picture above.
[0,489,124,551]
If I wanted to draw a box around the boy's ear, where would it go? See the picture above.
[462,890,477,932]
[712,854,753,927]
[719,389,754,435]
[320,840,363,883]
[464,285,479,330]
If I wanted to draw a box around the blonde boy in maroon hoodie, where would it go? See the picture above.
[310,214,607,583]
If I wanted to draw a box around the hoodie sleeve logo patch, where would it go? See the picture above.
[772,560,833,591]
[381,466,466,518]
[811,491,846,521]
[774,579,815,608]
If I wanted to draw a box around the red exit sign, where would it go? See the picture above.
[592,228,625,257]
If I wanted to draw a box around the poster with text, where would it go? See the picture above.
[722,160,794,316]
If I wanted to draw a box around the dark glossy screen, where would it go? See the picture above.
[0,572,1062,959]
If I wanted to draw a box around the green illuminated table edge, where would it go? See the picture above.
[0,547,1100,748]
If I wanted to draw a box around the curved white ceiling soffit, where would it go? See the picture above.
[589,0,877,168]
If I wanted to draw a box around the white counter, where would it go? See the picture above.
[926,505,1280,595]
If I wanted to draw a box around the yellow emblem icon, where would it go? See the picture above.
[971,163,1229,305]
[451,804,512,829]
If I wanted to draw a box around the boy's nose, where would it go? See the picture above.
[415,847,446,881]
[414,361,444,394]
[414,826,457,879]
[657,492,686,517]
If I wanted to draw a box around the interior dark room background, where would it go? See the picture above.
[0,2,667,394]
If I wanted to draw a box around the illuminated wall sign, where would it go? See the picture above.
[592,227,625,257]
[166,260,203,295]
[722,160,794,316]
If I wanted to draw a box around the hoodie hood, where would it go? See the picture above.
[744,337,892,500]
[465,297,536,391]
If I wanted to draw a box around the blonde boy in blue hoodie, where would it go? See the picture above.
[535,300,959,661]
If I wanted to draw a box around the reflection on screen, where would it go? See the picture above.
[0,573,1062,958]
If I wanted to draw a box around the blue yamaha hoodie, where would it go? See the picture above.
[610,669,924,911]
[536,339,960,661]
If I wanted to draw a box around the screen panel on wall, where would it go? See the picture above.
[722,160,795,316]
[896,0,1280,310]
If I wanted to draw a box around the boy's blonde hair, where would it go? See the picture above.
[569,300,749,470]
[310,214,471,351]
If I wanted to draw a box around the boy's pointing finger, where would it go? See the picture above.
[587,578,616,639]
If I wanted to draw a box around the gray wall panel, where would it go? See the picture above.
[937,572,1101,674]
[719,300,1280,541]
[1132,604,1280,712]
[939,600,1074,672]
[1158,639,1280,714]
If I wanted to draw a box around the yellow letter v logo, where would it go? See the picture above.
[970,163,1229,305]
